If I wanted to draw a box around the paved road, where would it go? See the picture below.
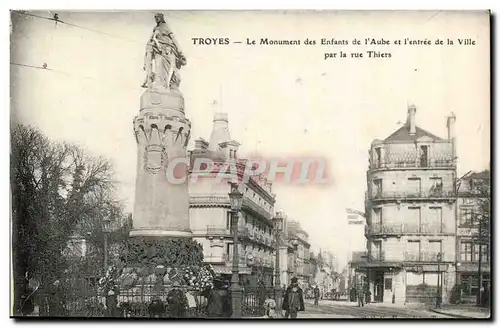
[299,300,454,319]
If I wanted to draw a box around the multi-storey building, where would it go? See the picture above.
[188,113,277,287]
[285,220,311,288]
[313,249,336,297]
[456,170,490,303]
[346,209,368,292]
[363,105,457,305]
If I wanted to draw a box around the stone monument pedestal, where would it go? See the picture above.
[130,89,192,238]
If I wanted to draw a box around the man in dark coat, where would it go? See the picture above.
[282,277,305,319]
[167,281,188,318]
[206,278,232,318]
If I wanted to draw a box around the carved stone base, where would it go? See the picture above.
[140,89,185,114]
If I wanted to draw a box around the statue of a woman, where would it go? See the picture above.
[142,13,186,91]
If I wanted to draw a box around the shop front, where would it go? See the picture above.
[358,262,403,304]
[456,262,490,304]
[404,263,452,305]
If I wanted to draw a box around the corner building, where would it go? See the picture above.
[188,113,277,287]
[363,105,457,305]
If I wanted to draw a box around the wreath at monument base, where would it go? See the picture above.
[121,237,203,267]
[116,237,215,288]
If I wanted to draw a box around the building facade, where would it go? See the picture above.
[455,170,491,304]
[313,249,337,297]
[363,106,457,304]
[188,113,277,287]
[284,220,312,288]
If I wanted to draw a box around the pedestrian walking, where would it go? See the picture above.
[356,284,365,307]
[350,287,356,302]
[313,285,320,307]
[282,277,305,319]
[206,277,232,318]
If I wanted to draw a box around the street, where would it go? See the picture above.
[296,300,454,319]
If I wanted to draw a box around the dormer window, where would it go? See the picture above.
[420,146,429,167]
[375,147,381,167]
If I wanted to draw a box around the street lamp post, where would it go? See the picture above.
[228,182,243,318]
[436,252,443,309]
[272,211,284,318]
[102,218,111,272]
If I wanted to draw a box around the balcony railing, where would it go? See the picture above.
[206,225,230,236]
[369,159,454,170]
[403,252,445,262]
[369,190,456,200]
[204,254,226,263]
[366,222,449,235]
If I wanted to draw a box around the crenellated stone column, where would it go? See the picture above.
[130,89,192,238]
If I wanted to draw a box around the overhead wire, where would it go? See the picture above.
[10,10,223,104]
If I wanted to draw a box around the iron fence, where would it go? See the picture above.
[241,287,275,317]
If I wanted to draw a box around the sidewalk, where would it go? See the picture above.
[430,305,491,319]
[248,313,355,319]
[306,299,423,309]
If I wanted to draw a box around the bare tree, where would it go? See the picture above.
[11,124,124,315]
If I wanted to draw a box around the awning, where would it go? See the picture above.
[356,262,403,269]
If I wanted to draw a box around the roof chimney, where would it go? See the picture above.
[208,113,231,151]
[407,104,417,135]
[446,112,456,140]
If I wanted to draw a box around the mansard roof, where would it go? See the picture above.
[384,124,444,142]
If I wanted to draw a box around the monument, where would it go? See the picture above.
[109,15,213,315]
[130,13,192,238]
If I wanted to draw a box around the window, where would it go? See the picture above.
[430,177,443,195]
[373,179,382,197]
[226,211,232,230]
[460,208,474,226]
[407,207,421,233]
[372,241,382,260]
[420,146,429,167]
[474,244,489,263]
[375,147,381,167]
[482,245,490,262]
[460,242,473,262]
[406,240,420,261]
[373,208,382,227]
[384,278,392,290]
[424,207,443,233]
[407,177,422,196]
[428,240,442,261]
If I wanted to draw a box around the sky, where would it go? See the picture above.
[10,10,490,268]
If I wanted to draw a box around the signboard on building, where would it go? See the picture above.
[405,264,449,272]
[346,208,366,225]
[347,214,365,224]
[457,228,479,236]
